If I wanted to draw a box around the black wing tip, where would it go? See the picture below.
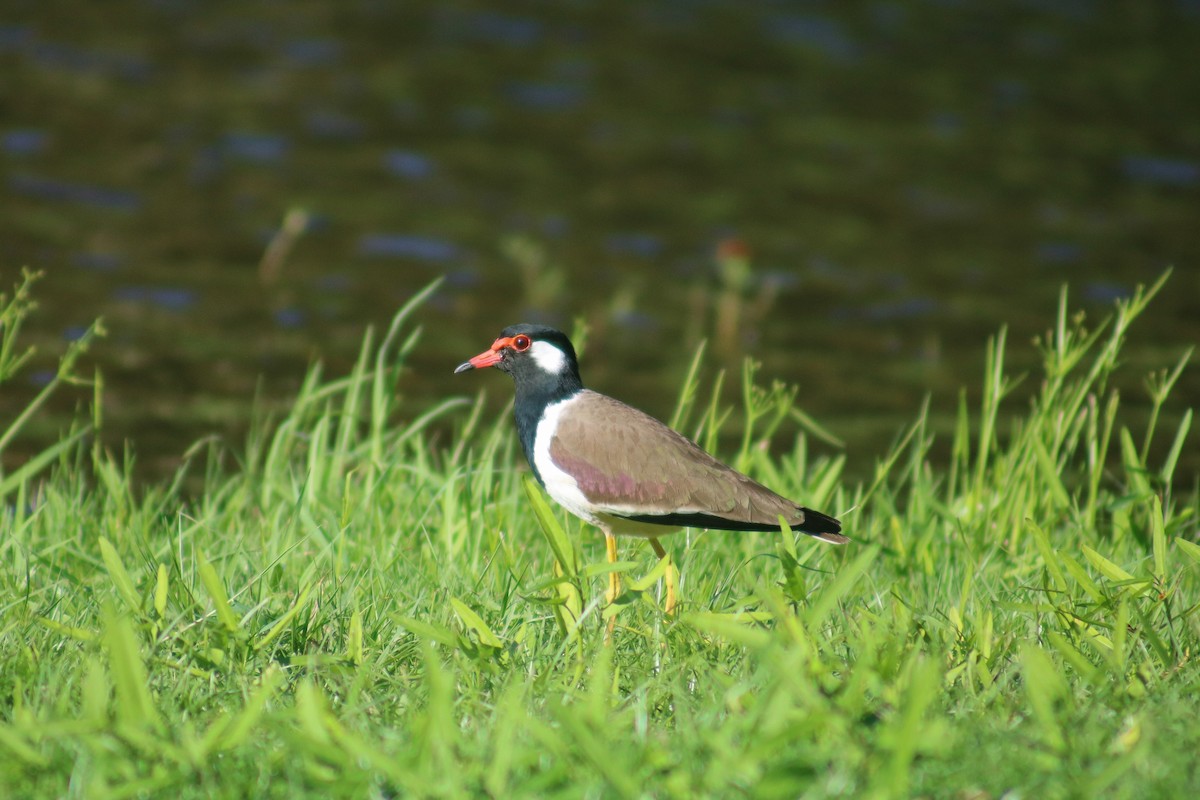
[798,507,848,544]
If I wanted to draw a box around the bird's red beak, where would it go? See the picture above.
[454,337,515,373]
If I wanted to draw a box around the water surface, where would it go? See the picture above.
[2,1,1198,481]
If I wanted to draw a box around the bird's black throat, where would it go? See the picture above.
[511,365,583,486]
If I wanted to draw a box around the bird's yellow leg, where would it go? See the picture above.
[603,529,620,642]
[649,538,677,616]
[605,530,620,605]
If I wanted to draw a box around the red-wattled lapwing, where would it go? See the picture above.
[455,324,846,616]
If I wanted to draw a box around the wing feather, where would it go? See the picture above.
[548,391,843,540]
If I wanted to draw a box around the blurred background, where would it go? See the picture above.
[3,0,1198,482]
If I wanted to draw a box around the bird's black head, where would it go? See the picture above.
[455,323,582,392]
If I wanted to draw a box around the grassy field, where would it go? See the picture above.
[2,271,1198,799]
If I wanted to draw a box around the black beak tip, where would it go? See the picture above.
[453,362,474,374]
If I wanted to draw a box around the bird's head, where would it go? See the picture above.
[455,324,581,384]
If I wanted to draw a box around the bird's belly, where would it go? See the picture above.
[540,469,601,525]
[539,466,682,538]
[599,514,682,538]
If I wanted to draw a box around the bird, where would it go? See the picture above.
[454,323,846,618]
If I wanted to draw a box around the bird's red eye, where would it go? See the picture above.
[512,335,532,352]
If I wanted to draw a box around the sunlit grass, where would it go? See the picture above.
[1,272,1197,798]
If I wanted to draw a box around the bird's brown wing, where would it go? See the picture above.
[549,391,845,540]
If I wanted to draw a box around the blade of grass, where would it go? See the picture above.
[198,551,241,634]
[98,536,142,613]
[101,601,161,730]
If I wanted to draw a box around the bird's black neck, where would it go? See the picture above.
[512,372,583,484]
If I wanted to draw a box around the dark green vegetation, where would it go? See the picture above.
[2,273,1198,798]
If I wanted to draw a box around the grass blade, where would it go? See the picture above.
[198,551,241,634]
[101,602,161,730]
[450,596,505,649]
[98,536,142,613]
[804,545,876,629]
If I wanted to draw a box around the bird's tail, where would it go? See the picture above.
[798,507,849,544]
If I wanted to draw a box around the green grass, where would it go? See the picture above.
[2,270,1198,799]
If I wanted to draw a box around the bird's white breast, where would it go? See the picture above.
[532,395,601,524]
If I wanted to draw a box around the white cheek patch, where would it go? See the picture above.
[530,340,568,374]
